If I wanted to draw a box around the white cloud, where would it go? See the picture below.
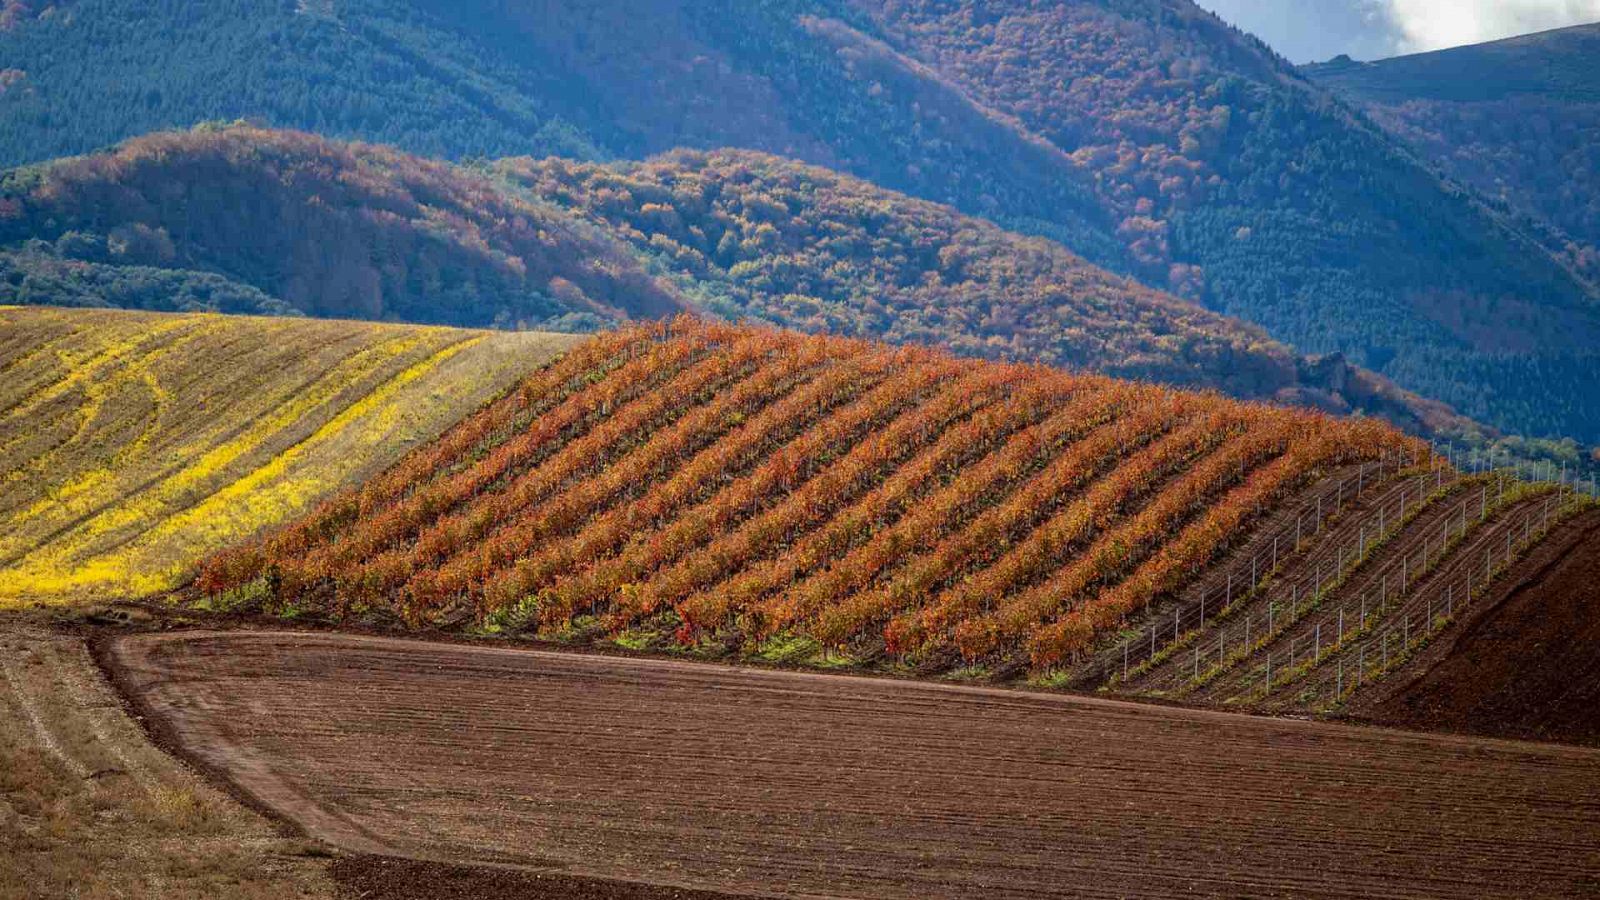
[1381,0,1600,52]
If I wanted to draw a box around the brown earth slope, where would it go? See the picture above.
[1353,509,1600,745]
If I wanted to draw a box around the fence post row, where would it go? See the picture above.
[1123,447,1598,687]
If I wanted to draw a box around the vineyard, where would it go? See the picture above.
[1098,454,1598,712]
[0,306,578,604]
[202,319,1419,669]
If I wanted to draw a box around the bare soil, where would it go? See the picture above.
[1350,509,1600,745]
[109,630,1600,900]
[0,612,334,899]
[330,855,744,900]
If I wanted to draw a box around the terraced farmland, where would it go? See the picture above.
[200,320,1418,670]
[0,306,578,603]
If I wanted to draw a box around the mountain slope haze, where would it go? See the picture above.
[1,0,1595,439]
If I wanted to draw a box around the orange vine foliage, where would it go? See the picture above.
[199,321,1422,668]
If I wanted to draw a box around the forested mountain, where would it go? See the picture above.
[1305,24,1600,281]
[0,128,683,329]
[0,126,1466,437]
[0,0,1596,440]
[0,0,1122,269]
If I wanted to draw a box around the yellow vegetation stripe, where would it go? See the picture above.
[24,368,178,527]
[2,319,212,505]
[100,331,432,518]
[0,314,199,429]
[0,334,486,599]
[1,328,432,554]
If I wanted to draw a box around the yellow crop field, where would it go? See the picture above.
[0,307,580,604]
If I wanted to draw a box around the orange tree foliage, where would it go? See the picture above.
[200,320,1421,670]
[4,1,1597,440]
[3,126,1470,438]
[0,127,683,327]
[500,150,1301,402]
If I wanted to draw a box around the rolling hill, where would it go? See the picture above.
[0,305,578,602]
[198,319,1420,670]
[1,126,1466,435]
[0,127,685,330]
[1305,23,1600,283]
[0,0,1596,441]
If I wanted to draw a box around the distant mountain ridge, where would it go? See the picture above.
[1304,23,1600,103]
[0,0,1596,440]
[1305,22,1600,283]
[0,125,1466,438]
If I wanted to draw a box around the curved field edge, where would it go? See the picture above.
[102,629,1600,900]
[0,307,580,604]
[0,613,336,899]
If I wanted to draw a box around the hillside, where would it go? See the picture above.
[2,127,1468,433]
[1350,509,1600,746]
[0,305,578,602]
[0,1,1596,441]
[198,320,1418,670]
[0,0,1120,267]
[503,149,1309,400]
[1305,24,1600,281]
[0,128,685,330]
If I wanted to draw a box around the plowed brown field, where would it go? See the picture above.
[107,631,1600,899]
[1353,510,1600,745]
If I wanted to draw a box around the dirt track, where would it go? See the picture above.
[109,631,1600,899]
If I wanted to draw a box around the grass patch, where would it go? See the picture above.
[754,631,819,663]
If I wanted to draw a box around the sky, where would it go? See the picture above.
[1197,0,1600,63]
